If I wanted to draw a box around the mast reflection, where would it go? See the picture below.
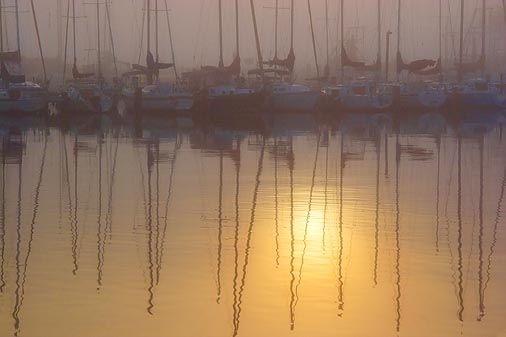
[12,130,48,336]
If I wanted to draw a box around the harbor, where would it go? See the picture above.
[1,1,506,336]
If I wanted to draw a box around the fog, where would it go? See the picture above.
[3,0,506,78]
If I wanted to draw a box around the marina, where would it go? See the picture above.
[1,0,506,336]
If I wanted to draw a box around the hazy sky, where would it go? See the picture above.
[3,0,505,75]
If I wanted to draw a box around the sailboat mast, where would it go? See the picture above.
[147,0,151,52]
[155,0,159,62]
[458,0,464,81]
[307,0,320,81]
[481,0,486,76]
[439,0,443,81]
[96,0,101,80]
[377,0,381,71]
[0,0,3,53]
[275,0,279,59]
[325,0,329,80]
[15,0,20,52]
[396,0,401,81]
[219,0,224,67]
[340,0,344,80]
[73,0,76,63]
[235,0,240,57]
[290,0,294,51]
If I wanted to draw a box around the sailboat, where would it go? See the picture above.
[192,0,265,116]
[60,0,113,115]
[0,0,48,114]
[262,0,321,113]
[321,0,393,113]
[449,0,504,111]
[119,0,193,116]
[396,0,446,111]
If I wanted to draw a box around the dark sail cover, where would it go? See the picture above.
[342,47,365,68]
[455,55,485,75]
[72,63,94,80]
[130,51,174,84]
[201,55,241,77]
[413,58,442,76]
[397,52,437,74]
[361,57,381,72]
[342,47,380,72]
[263,48,296,73]
[0,50,25,83]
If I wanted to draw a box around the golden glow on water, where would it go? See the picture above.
[0,113,506,337]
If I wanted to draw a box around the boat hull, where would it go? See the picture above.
[118,93,194,116]
[194,91,266,115]
[268,91,321,113]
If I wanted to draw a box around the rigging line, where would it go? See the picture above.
[308,0,320,81]
[293,132,321,328]
[164,0,178,81]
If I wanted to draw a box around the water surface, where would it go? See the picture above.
[1,112,506,337]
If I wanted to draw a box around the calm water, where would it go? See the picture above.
[1,112,506,337]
